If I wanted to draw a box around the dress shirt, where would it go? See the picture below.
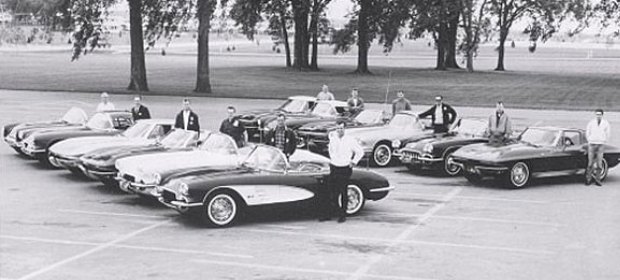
[328,132,364,167]
[183,110,190,130]
[96,102,115,112]
[317,91,335,101]
[586,119,611,145]
[434,105,443,125]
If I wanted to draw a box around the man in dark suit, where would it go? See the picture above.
[220,106,247,147]
[346,88,365,115]
[131,96,151,121]
[265,113,297,158]
[418,95,457,133]
[174,98,200,132]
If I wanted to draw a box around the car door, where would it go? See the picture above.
[545,130,585,172]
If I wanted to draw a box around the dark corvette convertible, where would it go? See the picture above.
[18,111,133,165]
[156,145,394,227]
[451,126,620,188]
[393,118,489,175]
[237,96,317,142]
[3,107,88,155]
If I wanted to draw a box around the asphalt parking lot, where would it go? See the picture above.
[1,90,619,280]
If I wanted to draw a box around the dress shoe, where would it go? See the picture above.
[585,179,592,186]
[594,180,602,187]
[337,217,346,223]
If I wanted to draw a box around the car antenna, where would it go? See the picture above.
[384,70,392,113]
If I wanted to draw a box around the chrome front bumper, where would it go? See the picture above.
[116,177,158,196]
[393,149,442,164]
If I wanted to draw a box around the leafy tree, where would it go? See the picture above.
[596,0,619,36]
[459,0,491,71]
[5,0,72,30]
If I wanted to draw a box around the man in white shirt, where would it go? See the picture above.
[585,109,611,186]
[316,84,335,101]
[96,92,115,112]
[319,120,364,223]
[174,98,200,132]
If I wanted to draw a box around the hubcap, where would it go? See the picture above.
[511,163,528,186]
[209,195,235,224]
[445,156,460,175]
[374,145,391,166]
[346,185,363,214]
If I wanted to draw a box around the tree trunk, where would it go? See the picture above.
[279,11,292,68]
[195,0,212,93]
[495,28,508,71]
[445,12,460,69]
[292,0,309,70]
[309,1,319,71]
[355,0,371,74]
[127,0,149,91]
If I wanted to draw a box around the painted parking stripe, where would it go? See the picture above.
[348,187,463,280]
[16,219,173,280]
[366,211,564,227]
[392,191,549,204]
[192,259,436,280]
[0,235,253,259]
[58,209,172,219]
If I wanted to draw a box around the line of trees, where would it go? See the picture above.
[7,0,618,94]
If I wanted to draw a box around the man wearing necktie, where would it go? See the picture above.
[174,98,200,132]
[418,95,457,133]
[347,88,365,116]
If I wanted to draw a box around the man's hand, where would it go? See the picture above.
[349,161,355,168]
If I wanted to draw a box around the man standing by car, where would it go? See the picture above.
[174,98,200,132]
[392,90,412,115]
[96,92,115,112]
[486,101,512,146]
[585,109,611,186]
[319,120,364,223]
[347,88,365,115]
[265,113,297,158]
[131,96,151,121]
[220,106,247,147]
[316,84,335,101]
[418,95,457,133]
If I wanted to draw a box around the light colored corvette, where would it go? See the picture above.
[115,133,253,197]
[47,119,174,172]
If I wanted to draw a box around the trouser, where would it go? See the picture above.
[432,124,449,134]
[488,133,508,146]
[586,144,604,181]
[319,165,352,218]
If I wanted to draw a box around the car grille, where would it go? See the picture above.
[402,151,420,159]
[162,190,176,202]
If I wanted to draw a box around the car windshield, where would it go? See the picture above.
[279,99,309,113]
[160,130,198,148]
[354,110,383,124]
[121,122,152,138]
[86,113,112,130]
[200,134,237,154]
[61,107,88,124]
[389,114,423,130]
[520,128,560,146]
[243,146,287,172]
[312,103,340,117]
[454,119,487,136]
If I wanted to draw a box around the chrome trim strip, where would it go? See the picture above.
[369,186,395,192]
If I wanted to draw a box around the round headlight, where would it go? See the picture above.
[257,119,262,126]
[143,173,161,185]
[392,140,401,149]
[178,182,189,196]
[423,143,434,153]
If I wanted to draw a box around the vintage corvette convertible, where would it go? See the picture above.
[451,126,620,188]
[18,110,134,165]
[78,129,209,184]
[3,107,88,155]
[302,111,435,167]
[257,100,352,141]
[115,133,252,196]
[156,145,394,227]
[47,119,173,172]
[296,109,390,149]
[393,118,489,175]
[237,96,317,142]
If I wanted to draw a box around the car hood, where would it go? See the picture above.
[50,136,153,157]
[298,120,383,134]
[30,128,120,146]
[452,142,547,162]
[17,123,84,139]
[116,151,241,178]
[346,126,432,145]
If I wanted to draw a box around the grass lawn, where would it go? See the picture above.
[0,43,618,111]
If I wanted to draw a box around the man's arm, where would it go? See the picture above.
[287,130,298,155]
[174,113,182,129]
[143,107,151,119]
[351,138,364,166]
[219,120,226,133]
[505,116,513,137]
[405,101,412,111]
[418,106,434,119]
[447,105,457,124]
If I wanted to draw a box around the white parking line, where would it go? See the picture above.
[348,187,463,280]
[0,235,253,259]
[58,209,171,219]
[16,219,172,280]
[367,211,563,227]
[393,191,549,204]
[192,259,436,280]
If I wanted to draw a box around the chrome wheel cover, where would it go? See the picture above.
[510,162,529,187]
[207,194,237,226]
[373,144,391,166]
